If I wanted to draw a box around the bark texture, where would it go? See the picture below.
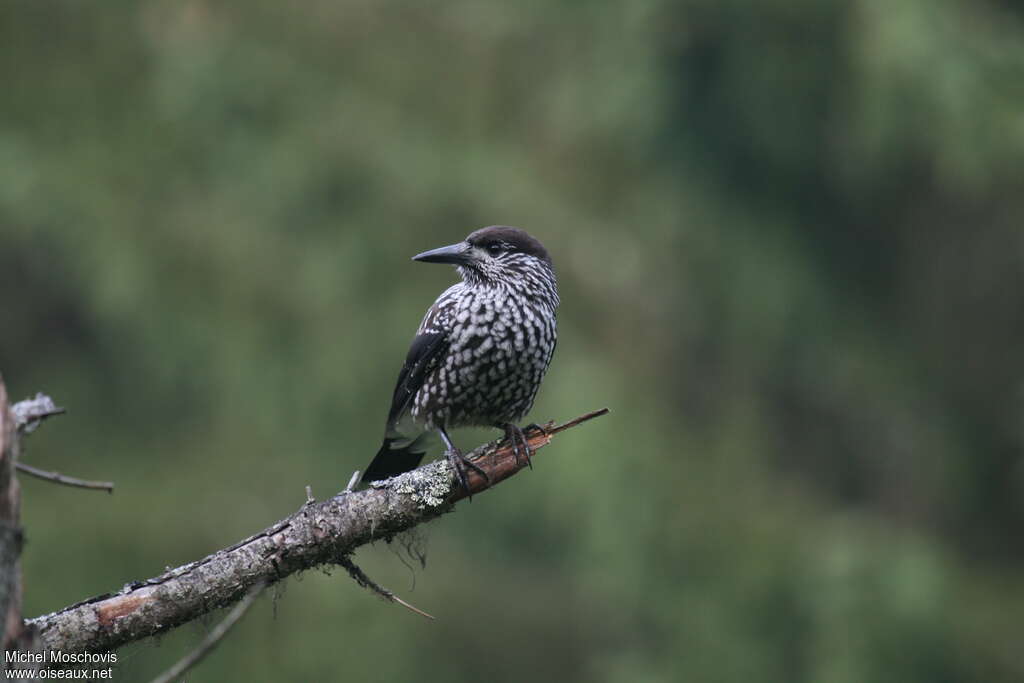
[0,379,24,652]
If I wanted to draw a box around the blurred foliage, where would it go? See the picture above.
[2,0,1023,681]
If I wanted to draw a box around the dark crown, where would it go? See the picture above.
[466,226,552,266]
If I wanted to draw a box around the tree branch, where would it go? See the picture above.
[0,379,25,654]
[25,408,609,654]
[15,463,114,493]
[338,555,435,620]
[10,393,65,436]
[10,393,114,494]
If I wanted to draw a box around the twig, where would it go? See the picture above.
[547,407,610,435]
[339,556,435,620]
[15,463,114,493]
[304,485,315,505]
[344,470,361,493]
[11,394,65,435]
[10,391,115,493]
[149,582,265,683]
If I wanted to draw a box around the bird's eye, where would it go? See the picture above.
[487,243,504,257]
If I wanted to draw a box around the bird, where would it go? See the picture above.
[361,226,559,491]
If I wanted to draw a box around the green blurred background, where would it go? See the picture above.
[2,0,1023,681]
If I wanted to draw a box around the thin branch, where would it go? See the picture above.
[339,556,435,620]
[10,392,116,493]
[546,407,610,435]
[15,463,114,493]
[25,408,608,654]
[149,582,265,683]
[10,394,65,436]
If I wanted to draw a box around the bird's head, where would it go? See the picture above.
[412,226,555,292]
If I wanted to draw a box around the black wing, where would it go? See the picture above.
[361,332,447,483]
[385,331,448,428]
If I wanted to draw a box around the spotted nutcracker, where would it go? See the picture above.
[361,226,559,490]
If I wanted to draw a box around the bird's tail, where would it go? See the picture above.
[360,433,433,484]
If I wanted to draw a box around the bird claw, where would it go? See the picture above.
[446,447,490,493]
[501,422,534,470]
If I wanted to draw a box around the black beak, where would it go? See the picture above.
[412,241,472,266]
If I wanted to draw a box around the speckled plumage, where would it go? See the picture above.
[361,226,559,487]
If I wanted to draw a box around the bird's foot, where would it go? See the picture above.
[501,422,534,470]
[446,447,490,493]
